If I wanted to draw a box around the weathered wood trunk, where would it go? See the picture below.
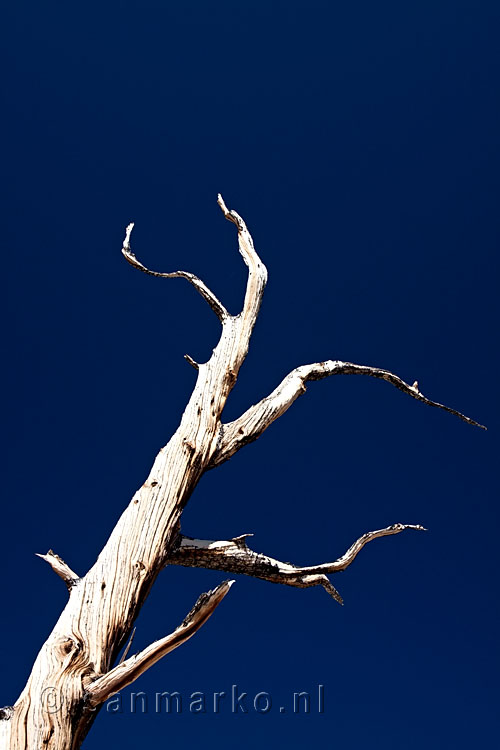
[1,198,267,749]
[0,197,482,749]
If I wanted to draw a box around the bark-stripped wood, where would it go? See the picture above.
[35,551,80,590]
[0,197,483,749]
[209,363,484,468]
[86,580,233,706]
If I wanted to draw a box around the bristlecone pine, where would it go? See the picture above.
[0,196,484,749]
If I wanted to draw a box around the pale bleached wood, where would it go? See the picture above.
[2,196,266,750]
[86,580,233,705]
[209,361,485,468]
[35,550,79,589]
[122,222,229,322]
[1,197,482,750]
[168,524,426,605]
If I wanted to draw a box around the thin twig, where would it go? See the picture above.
[122,223,228,322]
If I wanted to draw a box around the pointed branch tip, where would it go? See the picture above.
[184,354,199,370]
[36,550,79,588]
[217,193,228,215]
[123,222,134,250]
[118,627,137,665]
[120,222,228,322]
[86,578,233,706]
[217,194,246,232]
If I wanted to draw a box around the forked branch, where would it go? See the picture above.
[122,223,229,322]
[210,360,485,467]
[3,197,484,750]
[168,524,425,605]
[86,580,233,706]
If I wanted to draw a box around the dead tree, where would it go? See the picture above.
[0,197,484,749]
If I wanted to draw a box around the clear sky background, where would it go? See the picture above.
[2,2,498,748]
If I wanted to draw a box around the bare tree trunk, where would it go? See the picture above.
[0,197,483,749]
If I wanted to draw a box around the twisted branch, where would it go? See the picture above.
[122,223,229,322]
[168,524,425,605]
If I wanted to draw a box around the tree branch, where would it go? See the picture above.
[86,580,234,706]
[121,223,229,322]
[168,524,425,605]
[217,194,267,330]
[7,197,484,749]
[210,360,485,466]
[35,550,79,589]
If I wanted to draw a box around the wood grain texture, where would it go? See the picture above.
[169,525,426,605]
[1,197,482,749]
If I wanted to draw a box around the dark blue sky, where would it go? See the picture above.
[2,2,498,748]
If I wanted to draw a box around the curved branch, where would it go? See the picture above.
[86,580,234,706]
[217,194,267,331]
[168,524,425,605]
[122,223,229,322]
[210,359,485,466]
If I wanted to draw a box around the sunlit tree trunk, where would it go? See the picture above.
[0,197,482,749]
